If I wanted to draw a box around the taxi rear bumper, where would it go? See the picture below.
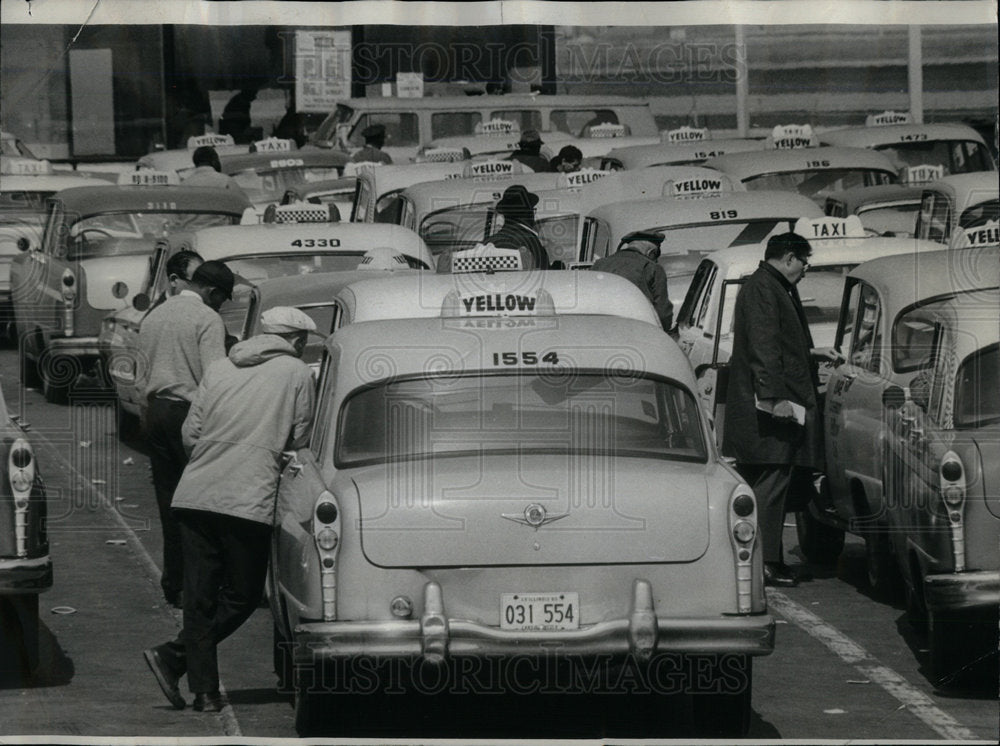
[924,570,999,613]
[0,555,53,593]
[293,580,775,666]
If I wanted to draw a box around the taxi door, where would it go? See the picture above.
[824,279,887,521]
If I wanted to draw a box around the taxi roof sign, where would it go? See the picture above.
[417,147,468,163]
[187,133,235,149]
[119,169,180,186]
[443,286,555,318]
[450,243,523,274]
[463,159,521,177]
[587,123,627,139]
[0,157,53,175]
[252,137,295,153]
[950,219,999,250]
[663,174,734,199]
[558,167,610,188]
[794,215,866,241]
[475,119,519,136]
[662,126,710,144]
[900,163,946,185]
[343,161,384,176]
[866,110,912,127]
[767,124,818,150]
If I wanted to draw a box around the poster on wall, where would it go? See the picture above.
[295,29,351,112]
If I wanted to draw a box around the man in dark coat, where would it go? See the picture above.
[592,231,673,331]
[484,185,549,269]
[508,130,551,172]
[350,123,393,165]
[721,232,843,587]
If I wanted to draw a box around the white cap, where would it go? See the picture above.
[260,306,317,334]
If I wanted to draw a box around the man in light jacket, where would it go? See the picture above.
[143,307,316,713]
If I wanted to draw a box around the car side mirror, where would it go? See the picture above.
[16,236,31,252]
[132,293,150,312]
[881,385,906,410]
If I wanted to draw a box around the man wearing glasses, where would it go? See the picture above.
[722,232,843,587]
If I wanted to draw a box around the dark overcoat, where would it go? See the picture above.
[721,262,823,468]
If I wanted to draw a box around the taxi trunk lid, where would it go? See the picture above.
[354,453,710,567]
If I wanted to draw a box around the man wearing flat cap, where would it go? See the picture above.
[508,129,551,172]
[136,259,235,610]
[144,306,316,713]
[350,122,393,165]
[592,231,673,331]
[484,184,550,270]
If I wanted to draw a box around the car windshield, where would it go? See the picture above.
[336,371,708,467]
[959,198,1000,229]
[743,169,895,201]
[954,343,999,429]
[66,210,238,259]
[855,203,921,237]
[875,140,994,174]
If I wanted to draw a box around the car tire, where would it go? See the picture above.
[928,608,990,688]
[19,346,42,390]
[689,655,752,738]
[0,595,41,683]
[864,529,902,600]
[293,666,326,736]
[905,557,928,632]
[273,624,294,694]
[795,508,845,565]
[116,406,142,442]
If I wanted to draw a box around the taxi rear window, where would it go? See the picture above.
[550,109,622,137]
[336,371,708,467]
[743,169,895,198]
[875,140,994,174]
[489,110,542,132]
[431,112,483,139]
[65,211,238,260]
[349,113,419,147]
[954,343,999,429]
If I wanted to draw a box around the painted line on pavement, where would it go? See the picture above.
[33,425,244,738]
[767,588,978,741]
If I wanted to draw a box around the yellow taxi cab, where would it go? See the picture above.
[308,95,659,163]
[818,245,999,685]
[98,223,434,425]
[350,161,486,223]
[402,166,738,267]
[602,138,766,171]
[675,216,944,434]
[269,266,774,737]
[705,143,899,206]
[820,113,996,177]
[10,171,251,403]
[823,184,925,237]
[0,379,49,679]
[219,147,349,213]
[0,158,109,337]
[913,172,999,246]
[135,134,250,176]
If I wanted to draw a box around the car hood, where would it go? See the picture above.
[349,453,711,567]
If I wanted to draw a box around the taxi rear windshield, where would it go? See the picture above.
[954,343,999,429]
[743,169,895,199]
[875,140,994,174]
[65,211,239,259]
[336,371,708,467]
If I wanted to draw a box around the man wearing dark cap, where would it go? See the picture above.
[508,129,551,172]
[722,232,844,587]
[350,123,393,165]
[592,231,673,331]
[484,184,549,270]
[136,259,235,608]
[181,146,246,198]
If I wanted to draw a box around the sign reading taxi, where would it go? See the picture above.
[767,124,818,150]
[0,158,53,175]
[900,163,946,184]
[475,119,518,136]
[119,170,180,186]
[559,167,609,187]
[866,110,912,127]
[187,133,235,149]
[793,215,866,240]
[253,137,294,153]
[663,126,710,143]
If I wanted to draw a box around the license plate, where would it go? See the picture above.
[500,592,579,631]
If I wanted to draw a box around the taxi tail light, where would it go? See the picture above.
[313,491,342,622]
[939,451,966,573]
[61,268,77,337]
[728,485,758,614]
[9,438,35,558]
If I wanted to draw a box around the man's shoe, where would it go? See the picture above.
[143,648,186,710]
[193,691,226,712]
[764,562,799,588]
